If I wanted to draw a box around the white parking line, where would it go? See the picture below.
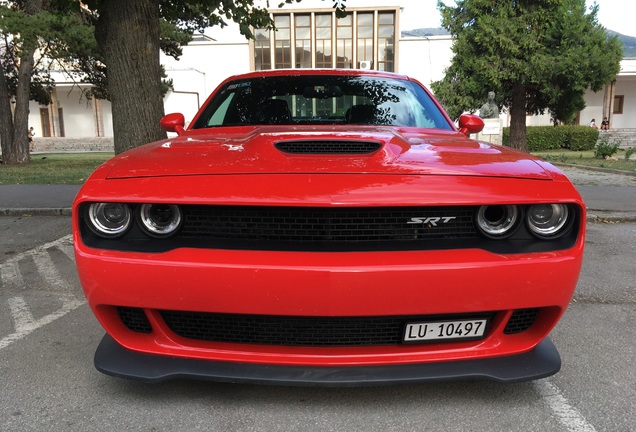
[535,380,597,432]
[0,235,73,291]
[0,261,24,288]
[0,235,85,351]
[56,240,76,262]
[0,295,84,350]
[1,234,73,267]
[32,249,73,291]
[7,296,36,332]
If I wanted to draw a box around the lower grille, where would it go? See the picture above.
[504,309,539,334]
[118,307,152,333]
[159,311,494,347]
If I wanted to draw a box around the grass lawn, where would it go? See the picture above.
[0,152,114,184]
[532,149,636,173]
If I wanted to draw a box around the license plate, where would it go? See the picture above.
[403,319,487,342]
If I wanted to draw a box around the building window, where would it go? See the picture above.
[295,15,311,68]
[336,13,352,68]
[256,8,396,72]
[377,12,395,72]
[614,95,624,114]
[255,28,271,71]
[315,14,332,68]
[274,15,292,69]
[356,12,373,69]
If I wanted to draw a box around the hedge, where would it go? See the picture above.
[502,126,599,151]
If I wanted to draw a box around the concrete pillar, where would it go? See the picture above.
[49,88,59,137]
[93,98,104,137]
[602,81,616,125]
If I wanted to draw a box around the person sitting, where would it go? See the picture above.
[601,117,610,130]
[27,127,35,152]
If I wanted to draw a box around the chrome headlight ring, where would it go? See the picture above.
[475,205,520,239]
[138,203,183,238]
[87,203,133,238]
[526,204,571,238]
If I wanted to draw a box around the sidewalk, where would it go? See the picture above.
[1,166,635,220]
[557,165,636,221]
[577,185,636,221]
[0,184,79,216]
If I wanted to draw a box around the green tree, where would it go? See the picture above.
[1,0,347,164]
[60,0,278,153]
[79,0,347,155]
[0,1,97,165]
[431,0,622,152]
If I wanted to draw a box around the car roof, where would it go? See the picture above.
[222,68,413,82]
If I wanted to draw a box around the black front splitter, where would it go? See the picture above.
[94,334,561,386]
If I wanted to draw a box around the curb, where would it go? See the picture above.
[586,210,636,222]
[0,208,72,217]
[551,162,636,177]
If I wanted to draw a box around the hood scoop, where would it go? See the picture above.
[274,140,382,155]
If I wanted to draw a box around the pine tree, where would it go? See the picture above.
[431,0,622,152]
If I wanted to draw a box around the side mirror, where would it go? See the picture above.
[160,113,186,135]
[458,114,484,136]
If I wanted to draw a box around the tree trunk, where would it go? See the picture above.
[0,58,15,161]
[508,83,528,153]
[95,0,167,155]
[8,51,36,164]
[0,0,44,165]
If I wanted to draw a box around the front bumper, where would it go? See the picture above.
[95,333,561,385]
[76,245,581,366]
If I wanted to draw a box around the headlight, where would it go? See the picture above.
[526,204,570,238]
[87,203,132,238]
[138,204,182,237]
[475,205,520,238]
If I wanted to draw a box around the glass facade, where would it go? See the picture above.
[254,9,396,72]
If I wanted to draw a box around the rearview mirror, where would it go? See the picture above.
[302,85,342,99]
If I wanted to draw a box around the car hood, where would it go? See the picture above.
[105,126,552,180]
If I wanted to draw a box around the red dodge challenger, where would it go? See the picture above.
[73,69,585,385]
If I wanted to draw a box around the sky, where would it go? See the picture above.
[399,0,636,37]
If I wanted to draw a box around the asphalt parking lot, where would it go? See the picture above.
[0,210,634,431]
[0,165,634,431]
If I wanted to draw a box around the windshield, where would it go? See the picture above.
[192,75,452,130]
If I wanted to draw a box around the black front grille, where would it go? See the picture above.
[159,311,493,346]
[81,203,579,254]
[180,205,477,249]
[503,309,539,334]
[275,140,382,154]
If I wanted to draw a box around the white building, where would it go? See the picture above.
[28,0,636,145]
